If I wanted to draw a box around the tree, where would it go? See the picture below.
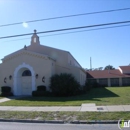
[104,65,115,70]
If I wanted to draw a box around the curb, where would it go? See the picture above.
[70,120,118,124]
[0,119,118,124]
[0,119,64,124]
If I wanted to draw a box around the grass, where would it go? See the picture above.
[0,111,130,121]
[0,87,130,106]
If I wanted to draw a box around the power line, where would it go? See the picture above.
[0,20,130,40]
[2,23,130,43]
[0,7,130,28]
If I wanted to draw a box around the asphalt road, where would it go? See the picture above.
[0,122,124,130]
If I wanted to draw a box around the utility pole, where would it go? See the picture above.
[90,57,92,70]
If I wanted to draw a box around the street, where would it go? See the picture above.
[0,122,122,130]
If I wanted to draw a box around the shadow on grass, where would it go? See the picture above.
[12,87,119,102]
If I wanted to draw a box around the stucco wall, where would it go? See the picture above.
[69,66,80,83]
[27,44,68,67]
[0,52,53,92]
[68,53,81,67]
[80,69,86,86]
[55,64,71,75]
[51,61,55,76]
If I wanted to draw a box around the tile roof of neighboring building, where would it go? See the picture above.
[87,69,130,79]
[119,66,130,71]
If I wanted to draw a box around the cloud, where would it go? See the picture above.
[22,22,28,28]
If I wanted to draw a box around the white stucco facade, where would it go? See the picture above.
[0,30,86,96]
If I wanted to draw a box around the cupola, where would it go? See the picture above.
[31,30,40,45]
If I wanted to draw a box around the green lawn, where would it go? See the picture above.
[0,87,130,106]
[0,111,130,121]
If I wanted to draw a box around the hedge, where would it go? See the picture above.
[1,86,11,93]
[37,85,46,91]
[1,92,13,97]
[32,91,52,97]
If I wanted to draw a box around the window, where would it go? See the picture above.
[88,79,97,83]
[110,78,119,86]
[99,78,108,87]
[122,78,130,86]
[22,70,31,76]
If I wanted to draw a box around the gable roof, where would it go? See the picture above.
[2,44,68,62]
[2,49,55,63]
[87,69,130,79]
[2,30,83,70]
[119,66,130,71]
[27,44,83,68]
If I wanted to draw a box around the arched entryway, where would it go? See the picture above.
[21,69,32,95]
[13,63,36,96]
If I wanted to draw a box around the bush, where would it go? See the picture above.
[50,73,80,97]
[83,79,101,92]
[37,85,46,91]
[83,81,92,92]
[1,92,13,97]
[1,86,11,93]
[32,91,52,97]
[92,82,100,88]
[100,84,108,87]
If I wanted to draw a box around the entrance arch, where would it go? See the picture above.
[13,63,36,95]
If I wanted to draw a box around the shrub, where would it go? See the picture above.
[83,79,101,92]
[1,92,13,97]
[100,84,108,87]
[32,91,52,97]
[37,85,46,91]
[83,81,92,92]
[50,73,80,97]
[92,82,100,88]
[1,86,11,93]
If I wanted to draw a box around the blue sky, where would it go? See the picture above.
[0,0,130,69]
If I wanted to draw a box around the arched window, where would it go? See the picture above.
[22,70,31,76]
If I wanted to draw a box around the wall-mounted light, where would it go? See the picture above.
[42,76,45,83]
[36,74,38,79]
[9,75,12,80]
[4,77,7,83]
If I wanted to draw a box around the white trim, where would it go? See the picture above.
[13,62,35,95]
[119,67,123,74]
[4,50,51,61]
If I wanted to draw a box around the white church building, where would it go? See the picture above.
[0,30,86,96]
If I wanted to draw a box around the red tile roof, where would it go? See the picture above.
[87,69,130,79]
[119,66,130,72]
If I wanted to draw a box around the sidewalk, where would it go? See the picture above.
[0,103,130,112]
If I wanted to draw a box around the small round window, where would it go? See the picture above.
[22,70,31,76]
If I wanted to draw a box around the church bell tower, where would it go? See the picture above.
[31,30,40,45]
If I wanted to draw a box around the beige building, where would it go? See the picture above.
[0,30,86,96]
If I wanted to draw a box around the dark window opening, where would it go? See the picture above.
[99,78,108,87]
[22,70,31,76]
[110,78,119,86]
[122,78,130,86]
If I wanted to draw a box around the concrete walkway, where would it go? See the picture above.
[0,98,130,112]
[0,103,130,112]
